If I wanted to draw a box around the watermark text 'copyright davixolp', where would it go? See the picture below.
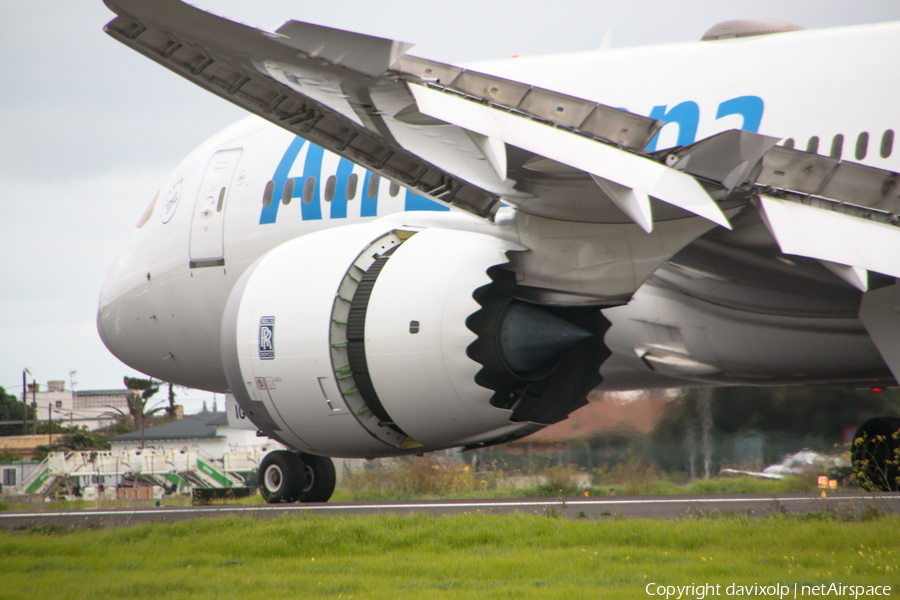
[645,583,892,599]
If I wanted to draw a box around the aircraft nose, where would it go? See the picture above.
[95,198,157,364]
[96,288,117,356]
[96,256,129,359]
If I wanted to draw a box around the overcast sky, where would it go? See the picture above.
[1,0,898,413]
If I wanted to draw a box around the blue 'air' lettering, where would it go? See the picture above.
[261,138,448,224]
[299,144,324,221]
[406,189,449,211]
[329,159,355,219]
[360,171,379,217]
[259,137,305,224]
[259,95,762,224]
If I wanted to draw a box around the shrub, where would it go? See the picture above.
[341,457,479,499]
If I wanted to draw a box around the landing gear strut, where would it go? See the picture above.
[258,451,336,503]
[852,417,900,492]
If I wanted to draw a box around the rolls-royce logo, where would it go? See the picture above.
[259,316,275,359]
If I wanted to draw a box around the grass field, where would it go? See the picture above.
[0,475,826,513]
[331,474,821,502]
[2,513,899,599]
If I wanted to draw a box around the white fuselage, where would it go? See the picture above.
[98,22,900,398]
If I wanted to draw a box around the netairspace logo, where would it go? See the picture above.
[645,583,892,599]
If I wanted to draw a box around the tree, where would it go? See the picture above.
[32,429,112,461]
[0,447,20,462]
[120,377,165,448]
[0,385,35,437]
[165,382,178,417]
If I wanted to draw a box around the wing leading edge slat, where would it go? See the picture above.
[756,146,900,214]
[393,55,663,151]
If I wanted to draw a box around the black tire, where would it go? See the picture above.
[852,417,900,492]
[299,454,336,503]
[259,451,305,503]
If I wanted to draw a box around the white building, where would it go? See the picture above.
[27,380,132,431]
[109,411,281,457]
[0,460,40,493]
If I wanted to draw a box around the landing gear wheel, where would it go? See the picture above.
[259,451,305,503]
[299,454,336,503]
[852,417,900,492]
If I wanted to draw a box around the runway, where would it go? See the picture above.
[2,493,898,530]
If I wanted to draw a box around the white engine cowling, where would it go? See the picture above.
[220,220,535,457]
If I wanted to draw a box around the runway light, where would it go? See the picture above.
[872,387,884,392]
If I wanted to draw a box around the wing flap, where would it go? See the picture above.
[760,195,900,279]
[859,284,900,384]
[661,129,781,195]
[409,83,732,229]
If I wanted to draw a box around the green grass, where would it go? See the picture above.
[2,513,898,599]
[0,499,29,512]
[0,493,269,512]
[0,475,826,510]
[595,475,818,497]
[331,475,821,502]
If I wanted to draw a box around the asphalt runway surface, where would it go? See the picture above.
[2,493,899,530]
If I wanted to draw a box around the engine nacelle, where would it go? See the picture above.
[221,221,534,457]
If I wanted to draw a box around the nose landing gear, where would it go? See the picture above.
[259,451,336,503]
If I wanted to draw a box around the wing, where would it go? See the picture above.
[102,0,731,227]
[103,0,900,230]
[103,0,900,274]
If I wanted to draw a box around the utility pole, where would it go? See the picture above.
[69,370,77,428]
[31,379,36,436]
[21,370,27,436]
[48,404,52,450]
